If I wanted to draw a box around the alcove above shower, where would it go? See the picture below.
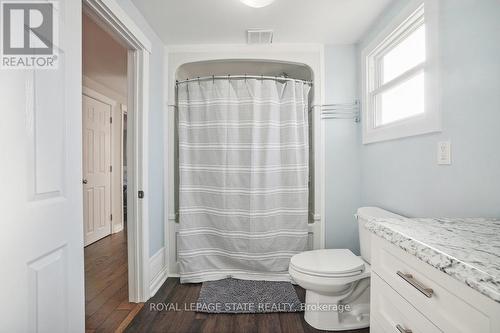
[175,59,313,83]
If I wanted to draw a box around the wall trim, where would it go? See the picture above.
[83,86,117,107]
[149,247,168,297]
[84,0,152,53]
[112,224,124,233]
[83,75,126,103]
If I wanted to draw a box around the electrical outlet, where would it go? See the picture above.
[437,141,451,165]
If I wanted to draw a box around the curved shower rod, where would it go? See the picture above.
[176,75,313,86]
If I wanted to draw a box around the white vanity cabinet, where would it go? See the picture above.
[369,235,500,333]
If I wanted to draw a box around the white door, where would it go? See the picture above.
[0,1,85,332]
[83,95,112,246]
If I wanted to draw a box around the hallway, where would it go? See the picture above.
[85,231,143,332]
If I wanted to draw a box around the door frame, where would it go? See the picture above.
[83,0,152,302]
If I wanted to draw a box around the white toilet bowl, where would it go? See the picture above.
[289,249,371,331]
[289,207,400,331]
[289,207,405,330]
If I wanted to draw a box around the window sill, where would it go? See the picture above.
[362,112,441,144]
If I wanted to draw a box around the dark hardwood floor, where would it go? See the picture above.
[85,230,143,333]
[126,278,370,333]
[85,231,369,333]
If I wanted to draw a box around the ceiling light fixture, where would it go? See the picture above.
[240,0,275,8]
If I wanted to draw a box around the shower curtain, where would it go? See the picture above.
[177,78,310,283]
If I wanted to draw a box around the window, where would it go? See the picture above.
[362,2,440,143]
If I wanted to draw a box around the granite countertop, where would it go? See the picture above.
[365,217,500,302]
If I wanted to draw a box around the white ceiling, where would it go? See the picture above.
[130,0,394,45]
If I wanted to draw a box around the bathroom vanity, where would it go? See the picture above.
[365,217,500,333]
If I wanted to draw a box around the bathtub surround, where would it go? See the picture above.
[177,78,310,282]
[365,216,500,302]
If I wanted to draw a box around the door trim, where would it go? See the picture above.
[83,0,152,303]
[119,104,127,234]
[83,86,117,108]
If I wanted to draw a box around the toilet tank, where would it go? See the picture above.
[356,207,406,264]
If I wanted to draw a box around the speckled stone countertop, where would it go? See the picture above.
[365,217,500,302]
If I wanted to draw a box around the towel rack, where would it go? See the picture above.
[311,101,360,122]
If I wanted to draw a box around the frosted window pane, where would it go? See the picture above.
[383,24,425,83]
[377,72,424,126]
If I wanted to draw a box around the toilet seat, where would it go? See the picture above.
[290,249,365,278]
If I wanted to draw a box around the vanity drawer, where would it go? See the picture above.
[371,235,490,333]
[371,273,441,333]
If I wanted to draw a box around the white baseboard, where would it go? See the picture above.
[150,247,168,297]
[112,223,124,234]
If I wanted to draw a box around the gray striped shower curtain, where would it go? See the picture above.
[177,78,310,283]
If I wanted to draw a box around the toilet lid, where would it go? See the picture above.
[290,249,365,277]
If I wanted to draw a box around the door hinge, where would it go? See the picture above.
[109,165,112,172]
[110,214,113,221]
[138,190,144,199]
[110,117,113,124]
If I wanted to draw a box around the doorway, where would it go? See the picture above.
[82,12,136,331]
[82,12,128,246]
[82,0,153,322]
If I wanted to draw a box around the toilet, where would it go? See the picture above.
[289,207,397,331]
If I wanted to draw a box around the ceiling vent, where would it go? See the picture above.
[247,29,273,44]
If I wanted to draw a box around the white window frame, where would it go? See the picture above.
[361,0,441,144]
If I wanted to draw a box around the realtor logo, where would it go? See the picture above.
[1,1,58,69]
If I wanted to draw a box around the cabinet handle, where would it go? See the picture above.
[397,271,433,298]
[396,324,413,333]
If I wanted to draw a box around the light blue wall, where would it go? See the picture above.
[324,0,500,252]
[323,45,362,254]
[357,0,500,218]
[119,0,500,259]
[117,1,166,256]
